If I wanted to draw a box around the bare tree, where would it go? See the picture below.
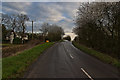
[47,24,64,41]
[40,23,64,42]
[39,23,50,41]
[17,14,29,37]
[2,14,18,32]
[40,23,49,36]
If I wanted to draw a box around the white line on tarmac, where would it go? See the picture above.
[67,49,74,59]
[81,67,94,80]
[69,54,74,59]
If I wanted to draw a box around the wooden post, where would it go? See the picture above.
[32,21,33,40]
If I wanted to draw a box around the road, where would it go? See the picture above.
[24,41,119,79]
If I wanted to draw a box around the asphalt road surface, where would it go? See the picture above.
[24,41,119,79]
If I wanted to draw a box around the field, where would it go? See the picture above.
[2,40,43,57]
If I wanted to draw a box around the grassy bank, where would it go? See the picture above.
[72,41,120,68]
[2,42,54,78]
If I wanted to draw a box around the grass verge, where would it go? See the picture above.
[72,41,120,68]
[1,44,12,47]
[2,42,54,78]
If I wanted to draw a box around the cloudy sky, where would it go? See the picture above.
[2,2,81,33]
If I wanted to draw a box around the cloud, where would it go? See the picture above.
[2,2,80,33]
[3,0,120,2]
[2,0,89,2]
[2,2,31,14]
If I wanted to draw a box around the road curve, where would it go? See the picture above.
[24,41,119,79]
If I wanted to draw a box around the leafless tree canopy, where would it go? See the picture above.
[40,23,64,41]
[2,14,29,35]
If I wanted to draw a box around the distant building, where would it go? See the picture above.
[10,32,14,44]
[6,31,28,44]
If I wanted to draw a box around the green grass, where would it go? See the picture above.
[2,42,54,78]
[1,44,10,46]
[1,44,21,47]
[72,41,120,68]
[0,59,2,80]
[1,44,15,47]
[59,39,65,42]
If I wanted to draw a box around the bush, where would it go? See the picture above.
[2,40,10,44]
[13,38,22,44]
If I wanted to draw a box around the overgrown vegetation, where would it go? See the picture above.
[73,2,120,59]
[2,40,42,57]
[72,41,120,68]
[2,42,54,78]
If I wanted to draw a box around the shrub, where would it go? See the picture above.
[13,38,22,44]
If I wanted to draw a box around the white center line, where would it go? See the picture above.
[70,54,74,59]
[66,49,74,59]
[81,67,94,80]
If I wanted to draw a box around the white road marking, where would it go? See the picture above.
[66,49,74,59]
[69,54,74,59]
[81,68,94,80]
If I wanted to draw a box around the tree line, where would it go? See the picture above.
[1,14,64,43]
[40,23,64,42]
[73,2,120,58]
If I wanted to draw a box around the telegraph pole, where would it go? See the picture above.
[32,20,33,40]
